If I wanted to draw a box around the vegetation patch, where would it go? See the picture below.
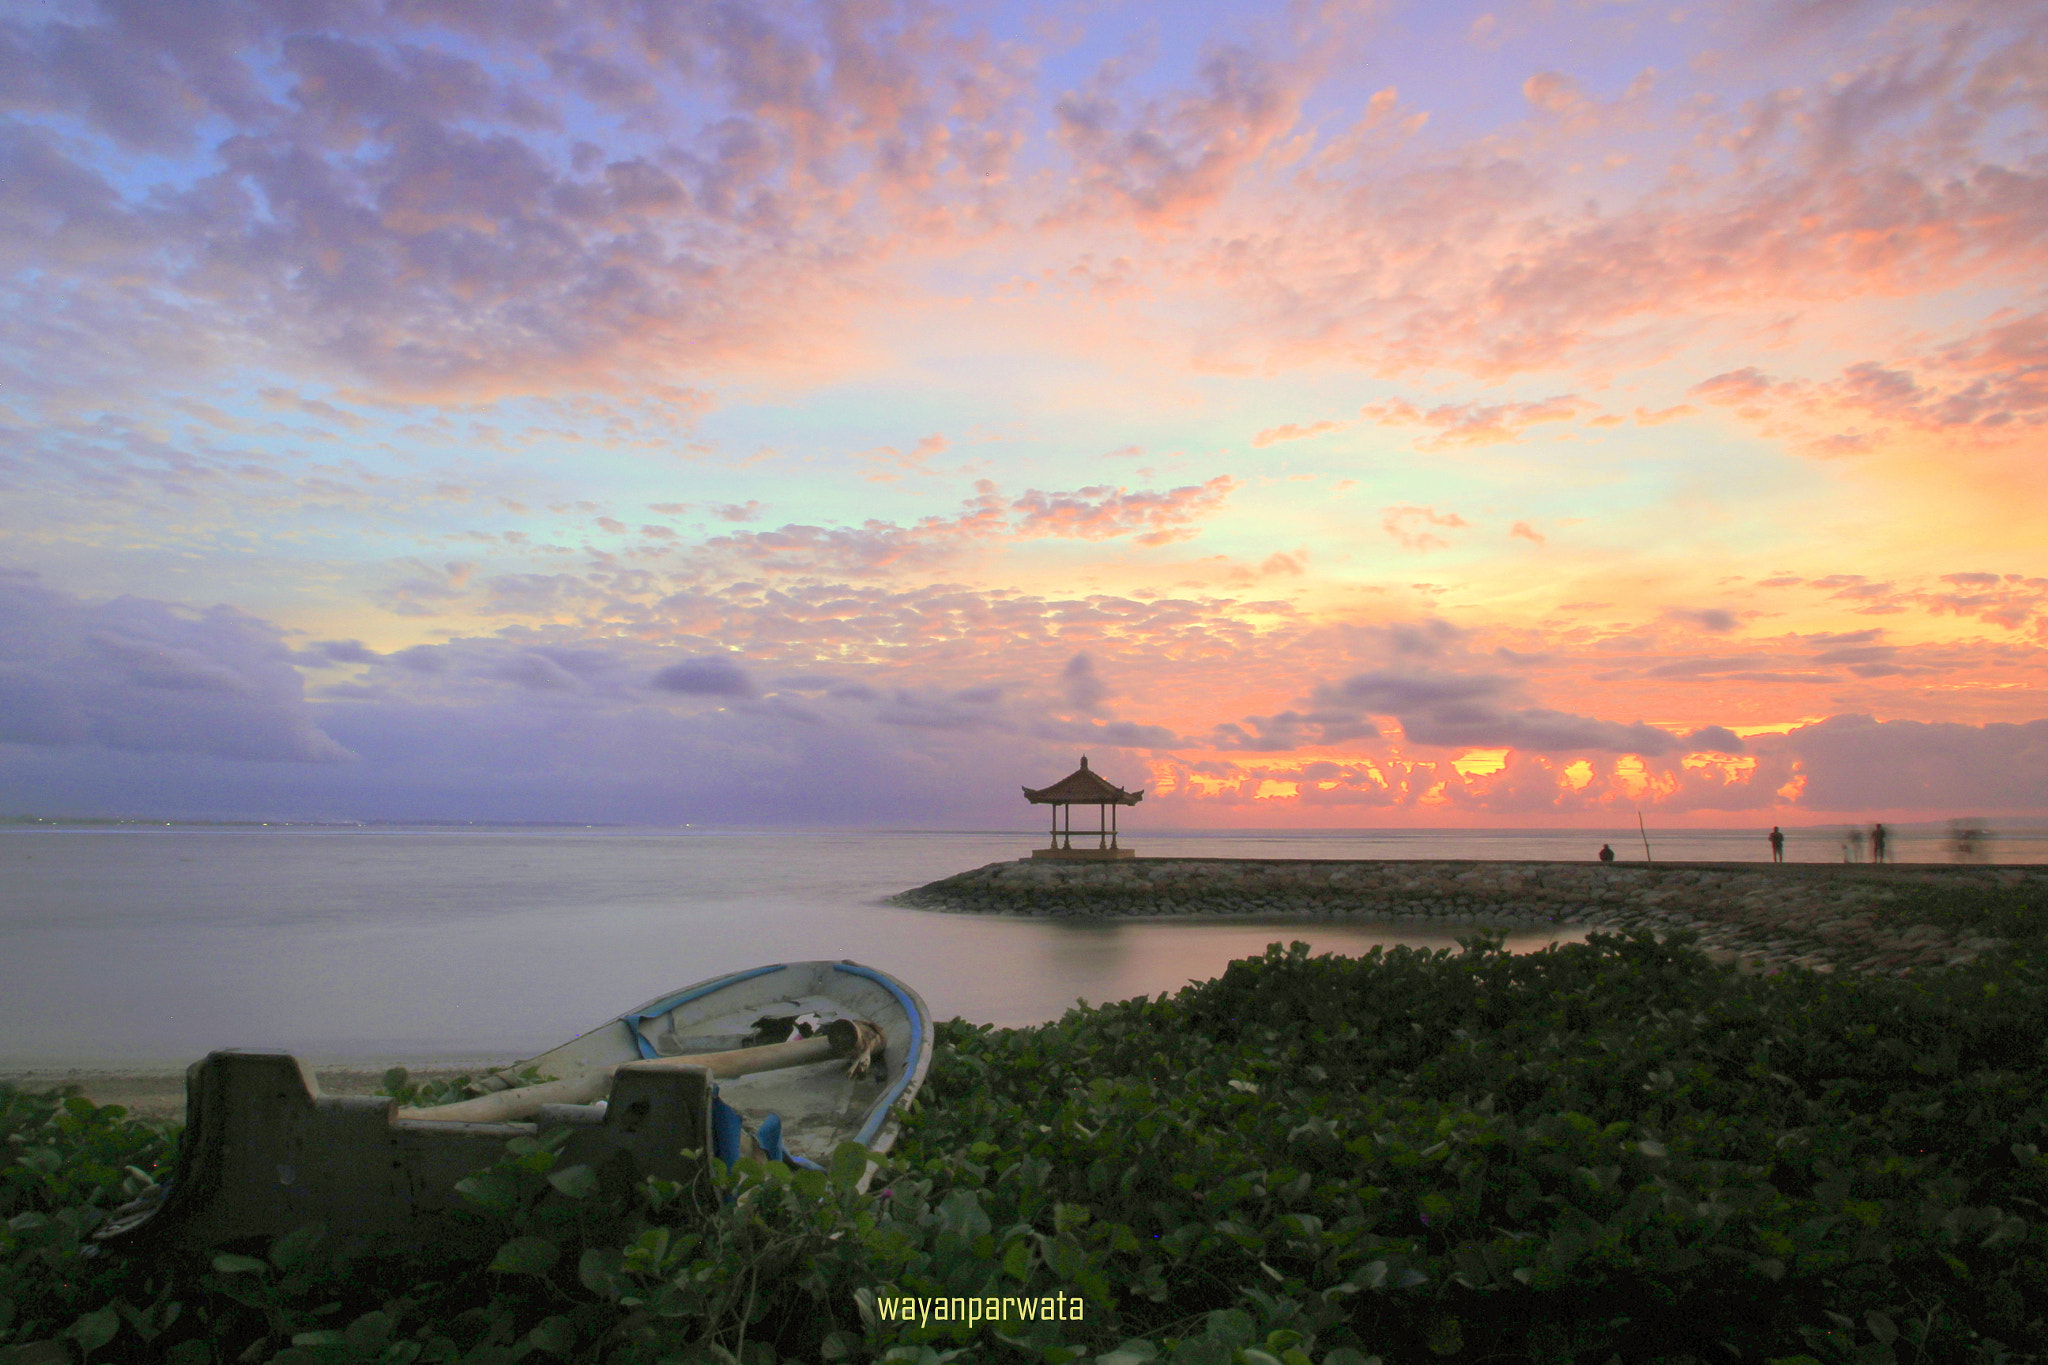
[1861,881,2047,949]
[6,931,2048,1362]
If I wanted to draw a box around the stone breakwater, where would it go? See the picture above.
[889,858,2048,977]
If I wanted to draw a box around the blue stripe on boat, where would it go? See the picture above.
[617,963,790,1059]
[834,961,926,1149]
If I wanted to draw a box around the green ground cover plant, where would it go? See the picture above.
[5,928,2048,1364]
[1863,881,2045,950]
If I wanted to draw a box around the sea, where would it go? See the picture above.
[3,822,2041,1068]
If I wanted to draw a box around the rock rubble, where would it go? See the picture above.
[888,858,2048,977]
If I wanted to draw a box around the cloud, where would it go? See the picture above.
[1380,504,1468,551]
[7,571,2044,823]
[1052,38,1306,228]
[1924,572,2048,632]
[1644,655,1781,679]
[1521,70,1593,120]
[389,645,448,674]
[1687,309,2048,462]
[337,478,1246,609]
[1060,652,1108,713]
[1781,715,2048,811]
[8,1,2048,827]
[1359,396,1589,449]
[667,475,1238,579]
[491,652,584,692]
[1310,669,1510,714]
[1033,717,1182,750]
[1002,475,1240,546]
[1209,709,1382,752]
[368,561,478,617]
[1663,607,1741,632]
[6,0,2045,426]
[1736,572,2048,637]
[1683,726,1746,754]
[300,639,383,666]
[1368,618,1469,658]
[0,571,353,762]
[650,656,756,698]
[0,0,1045,405]
[1398,706,1692,755]
[1251,419,1345,447]
[1227,656,1749,758]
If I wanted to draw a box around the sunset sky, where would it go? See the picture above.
[3,0,2044,827]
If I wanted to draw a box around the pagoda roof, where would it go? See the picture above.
[1022,755,1144,805]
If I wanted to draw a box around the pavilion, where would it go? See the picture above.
[1022,755,1143,860]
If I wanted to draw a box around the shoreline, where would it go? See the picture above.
[892,856,2043,980]
[20,858,2037,1121]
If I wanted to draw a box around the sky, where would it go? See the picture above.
[2,0,2045,829]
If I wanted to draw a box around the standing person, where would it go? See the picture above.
[1768,826,1784,863]
[1598,844,1615,863]
[1847,828,1864,862]
[1871,823,1887,864]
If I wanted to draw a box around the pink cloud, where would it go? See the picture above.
[857,433,952,478]
[1688,308,2048,459]
[0,0,1049,405]
[1003,475,1239,546]
[1924,572,2048,632]
[627,476,1245,580]
[1380,504,1468,551]
[1359,395,1588,448]
[1251,419,1345,447]
[1521,70,1591,119]
[1688,367,1797,412]
[7,0,2044,415]
[1052,40,1306,229]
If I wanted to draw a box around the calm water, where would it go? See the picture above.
[2,823,2039,1067]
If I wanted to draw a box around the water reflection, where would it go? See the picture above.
[0,824,1735,1065]
[990,915,1589,1029]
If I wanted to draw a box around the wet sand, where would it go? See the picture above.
[0,1061,515,1124]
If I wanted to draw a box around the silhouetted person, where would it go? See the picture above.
[1846,828,1864,862]
[1870,823,1887,864]
[1768,826,1784,863]
[1598,844,1615,863]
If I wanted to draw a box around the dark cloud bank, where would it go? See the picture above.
[4,573,2045,824]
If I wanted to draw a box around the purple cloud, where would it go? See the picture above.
[1060,652,1107,713]
[0,571,353,762]
[650,655,756,697]
[1782,715,2048,810]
